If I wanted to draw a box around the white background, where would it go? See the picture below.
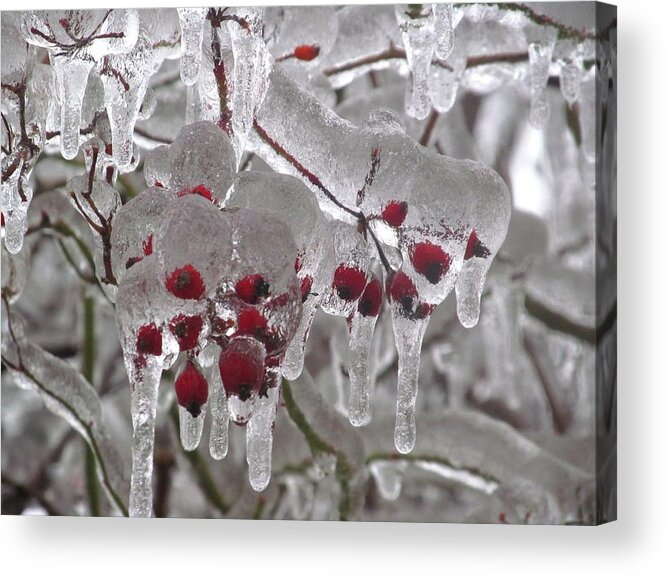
[2,0,664,573]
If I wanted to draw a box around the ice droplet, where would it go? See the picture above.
[246,371,281,491]
[433,3,455,60]
[177,8,207,86]
[369,459,408,501]
[392,312,430,454]
[395,4,436,120]
[178,404,206,452]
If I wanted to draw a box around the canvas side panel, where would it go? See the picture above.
[594,1,617,525]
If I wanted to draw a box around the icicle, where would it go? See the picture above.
[177,8,207,86]
[526,34,555,129]
[1,159,31,254]
[560,46,583,106]
[433,3,454,60]
[228,8,270,137]
[395,4,436,120]
[128,358,162,517]
[347,310,380,427]
[455,256,493,329]
[392,313,429,454]
[428,47,465,114]
[51,55,94,159]
[207,351,230,460]
[281,296,319,380]
[369,460,408,501]
[246,370,281,491]
[101,32,155,168]
[579,67,601,164]
[481,279,523,407]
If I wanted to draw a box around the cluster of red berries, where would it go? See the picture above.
[132,185,300,421]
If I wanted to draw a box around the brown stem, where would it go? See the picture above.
[418,109,440,147]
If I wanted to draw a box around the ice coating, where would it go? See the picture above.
[143,145,171,189]
[319,5,404,90]
[246,376,281,491]
[320,221,371,318]
[67,174,121,299]
[395,4,436,120]
[174,360,209,451]
[167,121,236,203]
[220,335,266,424]
[110,186,173,284]
[227,207,301,305]
[155,194,232,300]
[177,8,207,86]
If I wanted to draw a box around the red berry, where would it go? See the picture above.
[387,271,417,310]
[175,362,209,417]
[218,339,265,401]
[382,201,408,228]
[387,271,433,320]
[142,234,153,256]
[294,255,303,273]
[235,274,270,305]
[300,275,313,303]
[332,264,367,301]
[177,185,214,202]
[410,241,451,284]
[293,44,320,61]
[235,308,268,339]
[357,275,383,317]
[59,18,70,28]
[136,323,162,356]
[169,314,203,351]
[165,264,206,300]
[464,229,491,260]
